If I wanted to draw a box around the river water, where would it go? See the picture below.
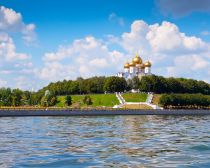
[0,116,210,167]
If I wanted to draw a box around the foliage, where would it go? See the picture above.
[38,76,106,96]
[83,96,92,106]
[0,75,209,107]
[159,94,210,109]
[40,91,57,107]
[139,75,210,94]
[103,76,127,93]
[65,95,72,106]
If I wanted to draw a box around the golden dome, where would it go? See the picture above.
[144,61,152,67]
[132,54,142,64]
[124,62,129,69]
[129,61,135,67]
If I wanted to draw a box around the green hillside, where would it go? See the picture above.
[57,94,119,107]
[122,93,147,102]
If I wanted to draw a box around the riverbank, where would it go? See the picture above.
[0,109,209,117]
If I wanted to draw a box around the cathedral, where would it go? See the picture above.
[117,54,152,80]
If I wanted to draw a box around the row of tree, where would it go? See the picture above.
[38,76,127,96]
[38,75,210,96]
[0,87,94,107]
[159,94,210,109]
[0,88,34,106]
[0,75,209,107]
[138,75,210,94]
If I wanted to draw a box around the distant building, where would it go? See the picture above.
[117,54,152,79]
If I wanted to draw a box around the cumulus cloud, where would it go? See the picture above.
[0,6,37,90]
[1,9,209,89]
[156,0,210,17]
[39,20,210,84]
[0,6,36,43]
[38,62,77,81]
[121,20,207,55]
[0,33,29,62]
[120,20,210,81]
[40,36,127,81]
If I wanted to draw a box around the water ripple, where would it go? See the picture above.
[0,115,210,167]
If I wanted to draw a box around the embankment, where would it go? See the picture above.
[0,109,209,117]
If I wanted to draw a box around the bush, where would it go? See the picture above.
[159,94,210,109]
[83,96,92,106]
[65,95,72,106]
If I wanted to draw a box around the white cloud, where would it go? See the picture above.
[121,21,207,55]
[40,36,127,81]
[39,20,210,84]
[0,6,36,43]
[120,20,210,81]
[0,6,37,90]
[1,13,209,90]
[89,58,108,68]
[0,33,29,61]
[14,76,40,91]
[167,54,209,75]
[121,20,151,55]
[38,61,77,81]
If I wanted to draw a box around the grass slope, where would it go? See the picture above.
[122,93,147,102]
[57,94,119,107]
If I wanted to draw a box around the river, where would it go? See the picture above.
[0,116,210,167]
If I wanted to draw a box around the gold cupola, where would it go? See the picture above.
[129,61,135,67]
[132,54,142,64]
[124,62,129,69]
[144,61,152,67]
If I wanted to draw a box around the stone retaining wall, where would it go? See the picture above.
[0,109,209,117]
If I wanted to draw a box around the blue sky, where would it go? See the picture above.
[0,0,210,90]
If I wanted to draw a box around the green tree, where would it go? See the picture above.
[50,96,57,106]
[40,90,57,107]
[83,95,92,106]
[12,89,23,106]
[65,95,72,106]
[103,76,127,93]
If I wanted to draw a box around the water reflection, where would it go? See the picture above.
[0,116,210,167]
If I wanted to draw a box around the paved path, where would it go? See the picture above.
[114,92,126,108]
[114,92,163,109]
[146,93,153,103]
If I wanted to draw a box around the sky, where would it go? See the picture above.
[0,0,210,90]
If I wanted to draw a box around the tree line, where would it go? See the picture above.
[159,94,210,109]
[38,75,210,96]
[139,75,210,94]
[0,88,37,106]
[0,75,209,107]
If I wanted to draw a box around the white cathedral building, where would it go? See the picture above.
[117,54,152,80]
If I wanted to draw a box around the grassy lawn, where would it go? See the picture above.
[122,104,153,109]
[122,93,147,102]
[57,94,119,107]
